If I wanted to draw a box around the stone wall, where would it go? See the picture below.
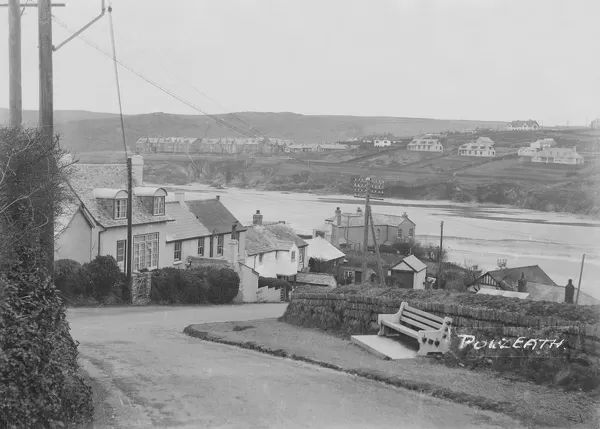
[131,272,151,305]
[283,292,600,358]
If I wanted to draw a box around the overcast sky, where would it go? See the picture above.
[1,0,598,125]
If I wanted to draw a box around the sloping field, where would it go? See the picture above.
[459,159,594,183]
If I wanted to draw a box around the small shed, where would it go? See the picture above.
[388,255,427,289]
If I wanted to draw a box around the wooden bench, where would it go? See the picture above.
[377,302,452,356]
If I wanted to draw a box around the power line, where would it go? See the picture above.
[52,15,258,139]
[107,6,128,158]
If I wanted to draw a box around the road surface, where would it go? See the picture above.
[69,304,526,429]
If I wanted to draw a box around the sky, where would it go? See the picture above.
[1,0,599,125]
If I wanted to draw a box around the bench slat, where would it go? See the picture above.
[382,321,419,339]
[404,305,444,324]
[399,315,436,332]
[401,311,442,330]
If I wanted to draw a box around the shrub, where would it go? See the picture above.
[54,259,83,296]
[0,270,93,428]
[82,255,125,300]
[150,267,211,304]
[206,267,240,304]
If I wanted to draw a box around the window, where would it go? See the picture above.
[299,248,304,264]
[114,199,127,219]
[116,240,126,268]
[209,236,214,257]
[217,235,224,256]
[197,238,204,256]
[133,233,159,271]
[409,228,414,238]
[397,228,403,239]
[259,253,264,264]
[291,251,296,262]
[174,241,182,262]
[376,228,380,240]
[153,196,165,216]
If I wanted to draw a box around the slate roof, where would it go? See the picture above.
[304,237,345,262]
[509,120,539,127]
[296,272,337,287]
[391,255,427,273]
[326,213,415,228]
[525,282,600,305]
[185,198,246,235]
[165,201,212,242]
[68,163,173,228]
[245,224,307,256]
[485,265,557,287]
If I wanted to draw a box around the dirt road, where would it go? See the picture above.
[69,304,526,429]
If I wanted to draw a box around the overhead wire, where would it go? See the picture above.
[107,5,128,159]
[51,13,314,167]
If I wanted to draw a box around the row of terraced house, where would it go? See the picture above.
[135,137,294,155]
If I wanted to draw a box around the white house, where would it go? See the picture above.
[407,137,444,152]
[517,147,538,157]
[458,137,496,157]
[530,138,556,150]
[531,147,584,165]
[388,255,427,289]
[374,136,399,147]
[244,211,308,281]
[506,120,540,131]
[55,155,176,272]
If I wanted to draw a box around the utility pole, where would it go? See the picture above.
[575,254,585,305]
[125,157,133,303]
[354,177,385,284]
[8,0,21,126]
[368,209,387,285]
[438,221,444,289]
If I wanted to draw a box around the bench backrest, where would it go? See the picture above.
[400,303,445,331]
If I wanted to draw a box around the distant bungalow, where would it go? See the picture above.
[506,120,540,131]
[407,137,444,152]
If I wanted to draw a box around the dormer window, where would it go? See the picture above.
[115,199,127,219]
[153,196,165,215]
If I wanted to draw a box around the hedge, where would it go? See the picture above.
[0,270,93,427]
[150,266,240,305]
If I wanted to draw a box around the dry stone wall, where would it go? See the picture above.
[283,292,600,359]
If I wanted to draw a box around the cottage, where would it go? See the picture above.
[325,208,416,250]
[467,265,557,293]
[55,155,174,271]
[407,138,444,152]
[506,120,540,131]
[304,236,346,273]
[388,255,427,289]
[531,147,584,165]
[458,137,496,157]
[244,210,308,282]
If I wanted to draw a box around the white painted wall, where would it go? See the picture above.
[257,286,282,302]
[246,243,299,278]
[414,269,426,290]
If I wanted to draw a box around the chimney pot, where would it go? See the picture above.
[565,279,575,304]
[216,195,220,201]
[253,210,263,226]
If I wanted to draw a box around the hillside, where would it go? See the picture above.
[0,109,506,152]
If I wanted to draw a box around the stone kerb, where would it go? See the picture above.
[131,272,152,305]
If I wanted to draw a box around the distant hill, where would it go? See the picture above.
[0,109,506,152]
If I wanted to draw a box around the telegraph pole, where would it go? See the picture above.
[438,221,444,289]
[575,254,585,305]
[354,177,385,284]
[8,0,21,126]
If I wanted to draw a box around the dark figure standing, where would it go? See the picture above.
[565,279,575,304]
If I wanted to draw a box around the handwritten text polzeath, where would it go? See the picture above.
[457,335,565,351]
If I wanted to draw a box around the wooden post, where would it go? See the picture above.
[575,254,585,305]
[361,179,371,279]
[38,0,55,278]
[438,221,444,288]
[368,208,386,286]
[126,157,133,303]
[8,0,22,127]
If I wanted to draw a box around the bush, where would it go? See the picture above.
[0,270,94,427]
[81,255,125,300]
[54,259,83,296]
[205,267,240,304]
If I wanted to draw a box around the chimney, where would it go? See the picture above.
[517,272,527,293]
[229,238,239,268]
[335,207,342,225]
[402,212,408,219]
[253,210,263,226]
[231,222,238,240]
[130,155,144,186]
[174,191,185,204]
[565,279,575,304]
[216,195,220,201]
[356,207,362,214]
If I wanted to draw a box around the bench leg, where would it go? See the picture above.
[417,329,451,356]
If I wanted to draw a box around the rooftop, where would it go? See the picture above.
[304,237,345,261]
[326,212,415,228]
[185,198,246,235]
[165,201,212,242]
[245,223,308,256]
[296,272,337,287]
